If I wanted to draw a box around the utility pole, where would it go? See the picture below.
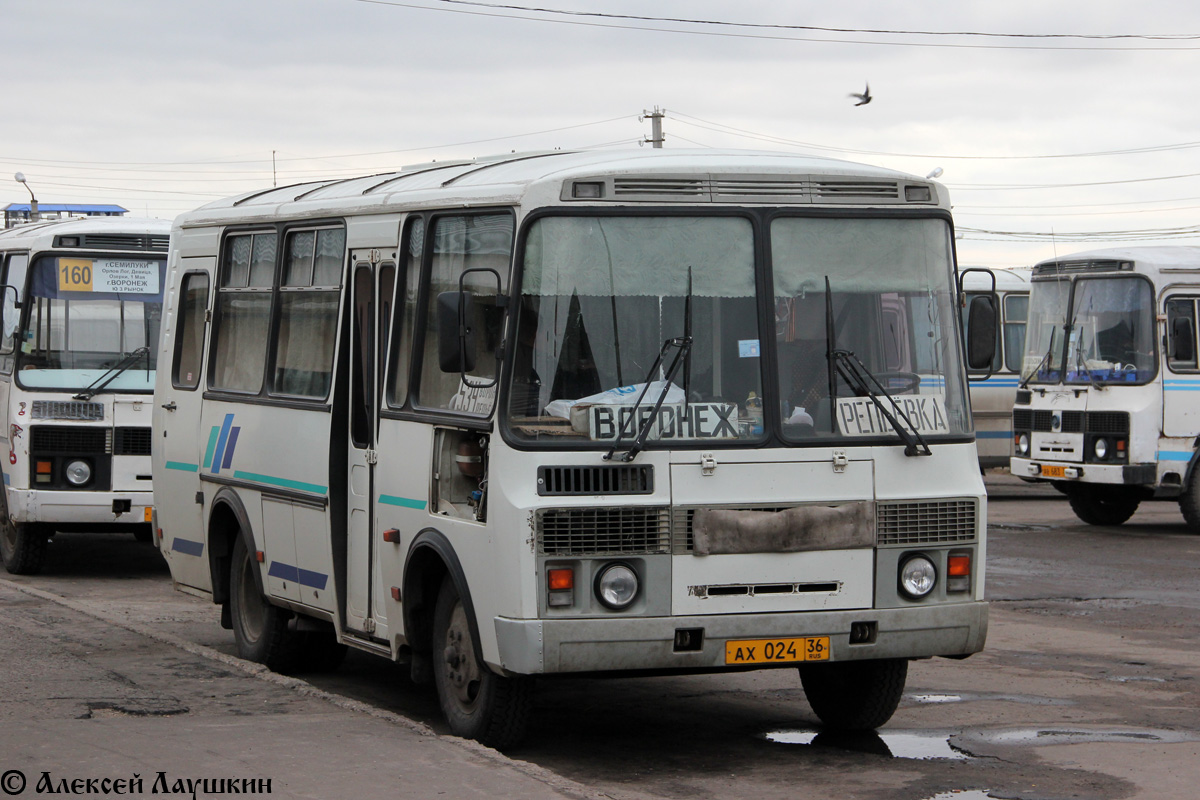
[641,106,665,148]
[272,150,277,187]
[14,172,39,222]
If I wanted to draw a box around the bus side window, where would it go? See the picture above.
[272,228,344,399]
[172,272,210,389]
[414,213,512,415]
[211,232,276,393]
[387,216,423,408]
[1166,297,1198,370]
[1,253,29,358]
[1003,294,1028,373]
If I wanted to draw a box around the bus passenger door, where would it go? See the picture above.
[1164,293,1200,437]
[345,256,389,637]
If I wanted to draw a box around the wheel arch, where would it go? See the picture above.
[207,487,260,606]
[403,528,480,661]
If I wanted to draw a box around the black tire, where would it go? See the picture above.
[133,528,153,544]
[229,536,303,673]
[0,488,47,575]
[799,658,908,731]
[1179,468,1200,533]
[1065,485,1140,526]
[432,577,533,749]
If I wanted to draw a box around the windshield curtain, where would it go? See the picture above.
[1065,277,1155,384]
[1021,279,1071,384]
[509,215,761,445]
[16,255,165,392]
[770,217,968,441]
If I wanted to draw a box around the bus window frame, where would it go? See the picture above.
[171,270,212,391]
[204,220,347,410]
[1165,294,1200,373]
[1062,272,1159,387]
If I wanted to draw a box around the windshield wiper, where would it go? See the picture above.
[1018,327,1056,390]
[830,348,932,457]
[604,335,692,463]
[73,347,150,401]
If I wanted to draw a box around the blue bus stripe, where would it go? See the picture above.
[171,538,205,557]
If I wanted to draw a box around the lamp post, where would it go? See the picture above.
[14,172,39,222]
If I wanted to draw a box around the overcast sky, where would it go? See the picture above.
[3,0,1200,267]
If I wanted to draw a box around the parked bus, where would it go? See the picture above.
[1010,246,1200,527]
[152,150,995,748]
[0,216,170,574]
[961,267,1030,468]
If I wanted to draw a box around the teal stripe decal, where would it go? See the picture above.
[165,461,199,473]
[203,426,220,469]
[232,470,328,495]
[379,494,427,510]
[1158,451,1192,462]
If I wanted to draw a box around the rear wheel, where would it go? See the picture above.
[799,658,907,731]
[0,489,47,575]
[1178,467,1200,533]
[1065,484,1140,526]
[432,577,533,749]
[229,536,303,673]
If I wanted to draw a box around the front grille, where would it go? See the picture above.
[30,426,111,455]
[671,505,794,553]
[31,400,104,421]
[537,465,653,496]
[877,500,977,545]
[114,427,152,456]
[537,506,670,555]
[1012,409,1128,434]
[1061,411,1083,433]
[1087,412,1130,434]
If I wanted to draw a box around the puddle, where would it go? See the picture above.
[907,691,1070,707]
[920,792,997,800]
[1108,675,1166,683]
[976,727,1197,747]
[909,694,963,704]
[764,729,971,760]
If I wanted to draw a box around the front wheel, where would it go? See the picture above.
[229,536,303,673]
[0,489,47,575]
[1065,485,1140,526]
[432,577,533,749]
[799,658,908,731]
[1179,467,1200,533]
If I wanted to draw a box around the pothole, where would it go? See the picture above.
[80,701,189,719]
[763,729,971,760]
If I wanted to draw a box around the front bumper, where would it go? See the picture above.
[493,600,987,675]
[5,488,153,526]
[1010,457,1156,486]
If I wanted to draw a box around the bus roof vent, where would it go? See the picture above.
[712,178,811,203]
[1033,259,1133,276]
[612,177,708,200]
[61,234,169,252]
[812,180,904,203]
[537,464,654,496]
[31,400,105,421]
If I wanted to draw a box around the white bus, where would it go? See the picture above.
[0,216,170,574]
[1011,246,1200,526]
[961,267,1030,468]
[152,150,995,748]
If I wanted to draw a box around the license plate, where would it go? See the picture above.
[1041,465,1066,478]
[725,636,830,665]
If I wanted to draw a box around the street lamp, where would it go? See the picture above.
[14,172,39,222]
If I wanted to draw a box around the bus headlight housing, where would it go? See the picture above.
[1093,437,1109,460]
[1016,433,1030,456]
[65,459,92,486]
[899,554,937,599]
[594,562,639,610]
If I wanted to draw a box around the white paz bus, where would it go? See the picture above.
[0,217,170,574]
[152,150,996,748]
[1011,246,1200,527]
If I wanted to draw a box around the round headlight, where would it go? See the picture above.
[1094,438,1109,460]
[1017,433,1030,455]
[899,555,937,599]
[594,563,639,610]
[65,459,92,486]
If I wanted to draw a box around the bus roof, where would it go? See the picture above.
[0,216,171,252]
[177,149,950,228]
[1032,246,1200,278]
[960,266,1032,292]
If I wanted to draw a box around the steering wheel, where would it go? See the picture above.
[872,371,921,394]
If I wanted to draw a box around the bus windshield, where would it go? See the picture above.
[1021,278,1070,385]
[506,214,968,446]
[1064,277,1155,384]
[15,255,166,392]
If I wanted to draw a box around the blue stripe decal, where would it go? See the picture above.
[1158,451,1192,462]
[211,413,234,475]
[171,538,205,557]
[221,427,241,470]
[266,560,328,589]
[379,494,427,510]
[976,431,1013,439]
[2,472,8,486]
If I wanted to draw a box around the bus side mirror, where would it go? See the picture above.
[966,294,998,371]
[437,290,477,373]
[1171,316,1195,363]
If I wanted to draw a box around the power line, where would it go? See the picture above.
[350,0,1200,51]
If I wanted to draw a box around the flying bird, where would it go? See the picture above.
[849,83,872,106]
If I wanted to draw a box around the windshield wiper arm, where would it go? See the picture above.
[1018,327,1056,390]
[604,335,692,463]
[831,348,931,457]
[73,347,150,400]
